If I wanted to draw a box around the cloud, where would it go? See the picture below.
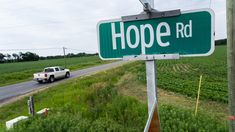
[0,0,226,56]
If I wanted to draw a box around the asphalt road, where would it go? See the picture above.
[0,61,126,103]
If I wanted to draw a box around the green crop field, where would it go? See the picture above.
[158,45,227,102]
[0,45,228,131]
[0,56,109,87]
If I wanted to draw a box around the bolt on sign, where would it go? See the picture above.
[97,9,215,60]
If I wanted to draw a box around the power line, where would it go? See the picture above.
[0,47,97,53]
[0,48,61,51]
[66,48,97,53]
[0,21,62,30]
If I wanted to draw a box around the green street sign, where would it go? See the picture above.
[97,9,215,60]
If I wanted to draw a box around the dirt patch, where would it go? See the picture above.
[115,73,147,102]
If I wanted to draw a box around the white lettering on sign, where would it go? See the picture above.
[126,25,140,48]
[140,24,154,54]
[111,20,192,54]
[176,20,192,38]
[111,22,125,50]
[156,22,171,47]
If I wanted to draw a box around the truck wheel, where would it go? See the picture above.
[38,80,43,84]
[65,72,70,78]
[49,76,54,83]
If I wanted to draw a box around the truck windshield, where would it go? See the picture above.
[44,68,54,72]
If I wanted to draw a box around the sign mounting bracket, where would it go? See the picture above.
[122,4,181,22]
[122,54,180,61]
[121,3,181,61]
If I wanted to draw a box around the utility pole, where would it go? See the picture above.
[227,0,235,131]
[63,47,67,68]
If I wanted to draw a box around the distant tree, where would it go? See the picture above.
[67,53,75,57]
[17,52,39,62]
[23,52,39,61]
[12,53,19,61]
[0,53,5,62]
[39,56,46,60]
[6,54,11,62]
[19,52,24,61]
[215,39,227,45]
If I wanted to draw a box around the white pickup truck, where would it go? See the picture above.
[33,66,70,83]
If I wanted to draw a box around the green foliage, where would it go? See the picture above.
[0,53,5,62]
[159,105,227,131]
[8,114,89,132]
[7,86,227,132]
[89,117,124,132]
[215,39,226,46]
[19,52,39,62]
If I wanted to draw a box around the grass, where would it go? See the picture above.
[0,49,228,131]
[0,56,109,87]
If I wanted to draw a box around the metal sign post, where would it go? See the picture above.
[145,59,160,131]
[142,1,160,131]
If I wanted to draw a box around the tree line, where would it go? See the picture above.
[0,51,98,63]
[215,39,226,45]
[39,52,98,60]
[0,52,39,63]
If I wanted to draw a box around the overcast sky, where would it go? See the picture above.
[0,0,226,56]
